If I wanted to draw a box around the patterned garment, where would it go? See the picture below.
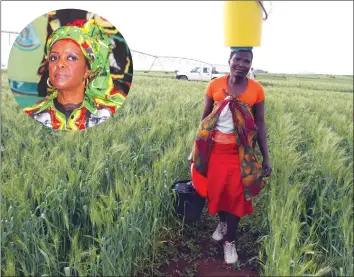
[36,9,133,98]
[23,91,118,130]
[191,92,264,200]
[24,18,126,130]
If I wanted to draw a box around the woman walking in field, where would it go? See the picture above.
[189,47,272,264]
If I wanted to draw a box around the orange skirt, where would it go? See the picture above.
[191,131,253,217]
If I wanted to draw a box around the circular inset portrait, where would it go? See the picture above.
[7,8,133,131]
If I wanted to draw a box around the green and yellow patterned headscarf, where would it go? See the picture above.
[45,19,118,102]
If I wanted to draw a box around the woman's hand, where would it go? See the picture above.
[262,159,272,177]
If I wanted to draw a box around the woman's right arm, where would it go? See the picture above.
[188,95,214,163]
[200,94,214,121]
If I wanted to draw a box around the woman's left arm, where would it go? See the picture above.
[254,101,272,177]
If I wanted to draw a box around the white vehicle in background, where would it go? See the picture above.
[175,66,225,81]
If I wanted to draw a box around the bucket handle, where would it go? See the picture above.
[258,1,272,21]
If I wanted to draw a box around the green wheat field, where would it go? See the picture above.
[1,70,353,276]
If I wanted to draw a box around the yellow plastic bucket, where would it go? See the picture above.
[224,1,265,47]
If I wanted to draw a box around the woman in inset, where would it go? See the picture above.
[36,9,133,98]
[23,19,127,130]
[189,47,272,264]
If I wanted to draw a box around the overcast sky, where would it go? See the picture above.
[1,1,353,75]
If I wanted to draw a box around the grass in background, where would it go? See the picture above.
[1,70,353,276]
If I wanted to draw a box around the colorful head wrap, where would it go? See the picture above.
[45,19,115,101]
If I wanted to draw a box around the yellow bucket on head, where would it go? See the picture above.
[224,1,264,47]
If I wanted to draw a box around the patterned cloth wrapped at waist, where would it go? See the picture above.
[212,130,237,144]
[191,97,264,200]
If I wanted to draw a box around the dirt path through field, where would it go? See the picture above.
[159,211,261,277]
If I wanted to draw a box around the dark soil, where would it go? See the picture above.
[158,210,261,277]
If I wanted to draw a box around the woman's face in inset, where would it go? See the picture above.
[48,40,90,90]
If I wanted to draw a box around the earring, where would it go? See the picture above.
[84,78,89,88]
[47,78,54,88]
